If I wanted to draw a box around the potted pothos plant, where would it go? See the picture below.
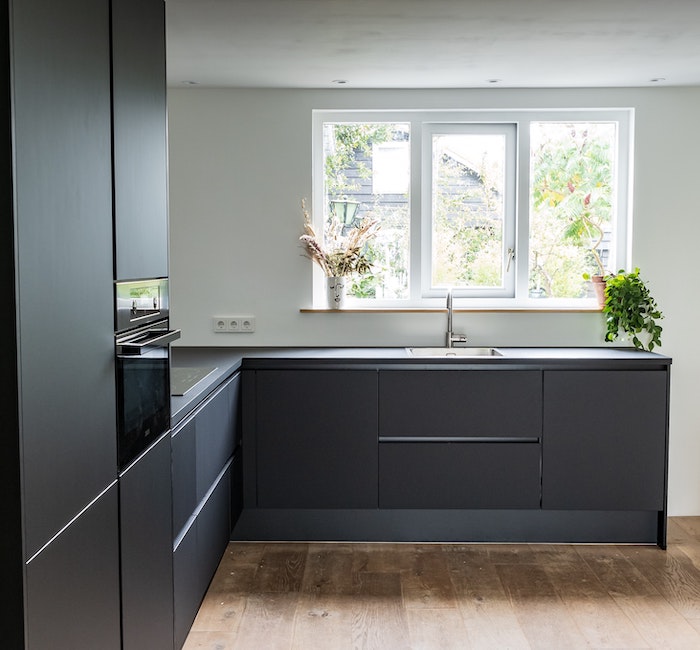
[601,267,663,351]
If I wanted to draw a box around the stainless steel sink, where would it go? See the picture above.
[407,347,503,358]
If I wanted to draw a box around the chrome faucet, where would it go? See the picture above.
[445,288,467,347]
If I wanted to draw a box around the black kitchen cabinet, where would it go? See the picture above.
[1,0,120,645]
[120,432,174,650]
[174,462,235,649]
[111,0,168,281]
[542,370,668,511]
[196,373,240,501]
[251,369,379,508]
[171,372,241,649]
[237,355,670,545]
[172,417,198,536]
[378,369,542,508]
[172,373,240,536]
[12,0,116,560]
[24,485,121,650]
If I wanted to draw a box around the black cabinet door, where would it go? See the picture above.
[120,432,174,650]
[172,417,197,537]
[111,0,168,280]
[542,370,668,510]
[173,463,233,650]
[196,375,238,501]
[12,0,116,559]
[172,373,240,539]
[379,370,542,439]
[25,485,121,650]
[255,370,378,508]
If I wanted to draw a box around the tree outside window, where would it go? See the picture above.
[529,122,616,299]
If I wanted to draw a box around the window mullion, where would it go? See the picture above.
[409,118,423,303]
[515,120,532,301]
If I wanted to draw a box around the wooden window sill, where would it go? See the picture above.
[300,307,602,314]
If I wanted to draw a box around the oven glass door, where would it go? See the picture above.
[116,345,170,470]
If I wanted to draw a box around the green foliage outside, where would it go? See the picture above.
[324,124,392,197]
[530,123,615,298]
[323,123,409,299]
[432,144,505,288]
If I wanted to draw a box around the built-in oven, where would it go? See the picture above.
[115,279,180,469]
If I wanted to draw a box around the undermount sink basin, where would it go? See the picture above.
[407,347,503,358]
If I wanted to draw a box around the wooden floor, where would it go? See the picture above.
[184,517,700,649]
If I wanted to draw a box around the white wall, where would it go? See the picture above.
[168,87,700,515]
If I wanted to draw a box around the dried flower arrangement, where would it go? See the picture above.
[299,199,379,278]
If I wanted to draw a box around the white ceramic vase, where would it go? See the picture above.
[326,276,346,309]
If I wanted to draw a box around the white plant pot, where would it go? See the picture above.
[326,276,346,309]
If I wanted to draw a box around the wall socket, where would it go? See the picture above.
[212,316,256,333]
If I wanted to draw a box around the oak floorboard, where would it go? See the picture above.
[291,594,354,650]
[185,518,700,650]
[674,540,700,573]
[188,592,246,636]
[619,544,700,619]
[405,608,472,650]
[400,546,457,609]
[351,542,418,574]
[495,562,589,649]
[352,571,411,650]
[300,543,360,596]
[668,517,693,543]
[673,517,700,541]
[181,631,239,650]
[231,592,298,650]
[539,545,648,648]
[254,544,307,594]
[576,545,700,648]
[444,546,532,649]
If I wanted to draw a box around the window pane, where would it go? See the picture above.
[323,123,410,299]
[431,133,507,288]
[529,122,617,299]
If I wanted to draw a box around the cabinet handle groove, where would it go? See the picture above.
[378,436,540,443]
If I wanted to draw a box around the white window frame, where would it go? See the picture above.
[312,108,633,309]
[421,122,517,299]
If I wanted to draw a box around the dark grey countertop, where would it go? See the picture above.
[170,345,671,426]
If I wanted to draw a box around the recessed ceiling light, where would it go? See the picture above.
[181,80,199,85]
[649,77,666,83]
[332,79,349,85]
[487,79,502,84]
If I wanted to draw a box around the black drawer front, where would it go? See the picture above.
[379,370,542,439]
[379,441,541,509]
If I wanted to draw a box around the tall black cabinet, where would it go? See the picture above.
[0,0,169,647]
[0,0,120,648]
[112,0,169,281]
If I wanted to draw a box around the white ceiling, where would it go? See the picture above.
[165,0,700,89]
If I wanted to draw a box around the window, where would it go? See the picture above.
[313,110,631,308]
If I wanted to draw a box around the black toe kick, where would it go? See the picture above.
[232,509,665,547]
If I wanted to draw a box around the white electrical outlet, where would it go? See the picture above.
[212,315,256,333]
[212,317,228,332]
[240,316,255,332]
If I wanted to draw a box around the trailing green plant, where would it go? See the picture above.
[602,268,663,351]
